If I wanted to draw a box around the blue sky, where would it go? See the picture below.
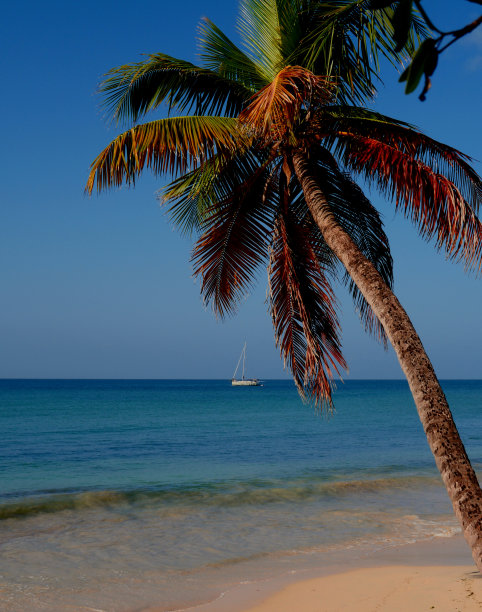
[1,1,481,380]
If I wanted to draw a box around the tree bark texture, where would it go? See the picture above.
[293,151,482,572]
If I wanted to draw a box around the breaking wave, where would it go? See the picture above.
[1,473,442,520]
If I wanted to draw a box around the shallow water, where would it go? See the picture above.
[0,379,481,610]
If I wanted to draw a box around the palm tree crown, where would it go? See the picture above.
[87,0,481,409]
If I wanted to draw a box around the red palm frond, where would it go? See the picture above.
[322,110,481,208]
[334,132,482,271]
[268,207,346,410]
[239,66,335,142]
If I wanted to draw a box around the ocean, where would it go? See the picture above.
[1,379,481,611]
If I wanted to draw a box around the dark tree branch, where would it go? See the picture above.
[413,0,443,34]
[381,0,482,99]
[437,14,482,53]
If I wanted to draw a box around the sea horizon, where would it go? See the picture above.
[2,376,481,381]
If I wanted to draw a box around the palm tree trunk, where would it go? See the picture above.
[292,151,482,572]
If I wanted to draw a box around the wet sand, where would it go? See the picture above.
[150,535,482,612]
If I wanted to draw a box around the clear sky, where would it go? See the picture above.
[1,1,481,380]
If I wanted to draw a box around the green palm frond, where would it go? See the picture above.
[198,18,266,91]
[86,116,244,194]
[297,2,378,103]
[360,2,428,64]
[295,1,429,103]
[160,157,226,236]
[319,105,415,130]
[191,157,278,317]
[268,204,346,410]
[162,149,271,236]
[237,0,285,81]
[99,54,251,123]
[274,0,304,61]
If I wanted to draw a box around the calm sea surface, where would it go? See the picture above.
[1,379,481,611]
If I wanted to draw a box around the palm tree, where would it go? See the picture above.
[87,0,482,569]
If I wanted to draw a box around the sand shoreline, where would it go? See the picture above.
[240,564,482,611]
[146,535,482,612]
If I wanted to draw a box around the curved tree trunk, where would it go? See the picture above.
[293,152,482,571]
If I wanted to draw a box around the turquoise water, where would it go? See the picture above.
[1,379,481,611]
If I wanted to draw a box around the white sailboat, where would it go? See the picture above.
[231,342,261,386]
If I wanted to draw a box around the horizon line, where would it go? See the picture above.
[1,377,481,382]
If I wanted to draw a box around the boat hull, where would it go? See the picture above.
[231,379,261,386]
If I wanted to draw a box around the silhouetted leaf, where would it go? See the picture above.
[392,0,413,52]
[424,45,438,77]
[418,43,438,101]
[402,38,436,94]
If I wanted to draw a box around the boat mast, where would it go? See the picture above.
[242,342,246,380]
[233,342,246,380]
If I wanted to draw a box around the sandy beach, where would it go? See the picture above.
[162,536,482,612]
[241,565,482,612]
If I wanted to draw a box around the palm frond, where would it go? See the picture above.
[191,156,278,317]
[86,116,244,194]
[276,0,305,61]
[198,18,266,91]
[321,106,480,207]
[318,105,416,130]
[269,205,347,410]
[99,54,251,123]
[332,129,482,272]
[296,2,377,103]
[160,156,227,236]
[294,1,429,104]
[237,0,285,81]
[162,149,271,236]
[239,65,334,141]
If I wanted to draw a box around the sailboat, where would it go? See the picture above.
[231,342,261,386]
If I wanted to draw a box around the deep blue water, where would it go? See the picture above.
[0,379,481,611]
